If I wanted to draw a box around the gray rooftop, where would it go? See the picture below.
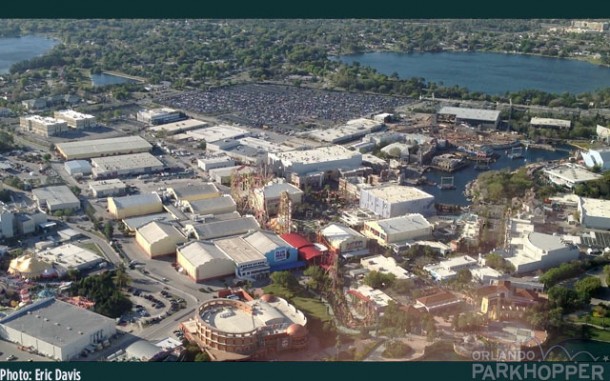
[169,183,219,200]
[188,196,237,215]
[0,298,115,347]
[261,183,304,199]
[57,136,151,159]
[32,186,80,207]
[528,232,568,251]
[243,230,290,254]
[215,236,266,264]
[192,216,260,240]
[374,214,432,234]
[110,193,162,210]
[178,241,233,267]
[438,106,500,122]
[123,212,176,231]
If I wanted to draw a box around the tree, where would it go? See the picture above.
[575,276,602,302]
[547,285,579,311]
[43,153,51,162]
[69,185,81,197]
[455,268,472,284]
[103,222,114,240]
[199,140,207,150]
[112,263,131,290]
[303,265,327,291]
[363,270,396,289]
[270,271,299,291]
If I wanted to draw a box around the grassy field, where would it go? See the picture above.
[263,283,332,323]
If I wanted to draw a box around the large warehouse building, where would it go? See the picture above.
[215,236,270,280]
[437,107,500,129]
[135,221,187,258]
[137,107,184,125]
[149,119,207,136]
[56,136,152,160]
[253,182,304,216]
[321,223,369,258]
[54,110,97,129]
[108,193,163,219]
[507,231,579,274]
[91,153,164,179]
[578,197,610,229]
[177,241,236,282]
[20,115,68,137]
[89,179,127,198]
[360,185,435,218]
[32,185,80,213]
[0,298,116,361]
[267,146,363,187]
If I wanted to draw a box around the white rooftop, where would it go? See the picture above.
[360,254,413,279]
[137,221,185,245]
[438,106,500,122]
[243,231,290,255]
[364,185,434,203]
[215,236,266,265]
[55,110,95,120]
[200,297,306,334]
[544,164,602,183]
[37,243,103,270]
[530,117,571,128]
[56,136,152,158]
[23,115,65,125]
[322,223,365,244]
[373,214,432,234]
[580,197,610,219]
[185,125,249,143]
[273,145,360,165]
[92,152,163,172]
[149,119,207,133]
[350,285,393,308]
[89,179,127,192]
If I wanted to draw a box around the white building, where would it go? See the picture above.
[578,197,610,229]
[268,145,362,180]
[424,255,478,281]
[37,243,104,273]
[307,118,384,144]
[149,119,207,135]
[88,179,127,198]
[56,136,152,160]
[19,115,68,137]
[360,255,413,279]
[253,182,304,216]
[64,160,92,178]
[363,214,433,245]
[135,221,187,258]
[178,125,250,143]
[543,164,602,189]
[582,148,610,171]
[197,157,236,172]
[0,298,116,361]
[108,193,163,219]
[507,231,579,274]
[137,107,184,125]
[54,110,96,129]
[91,153,164,179]
[530,117,571,130]
[360,185,435,218]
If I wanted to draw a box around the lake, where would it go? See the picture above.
[0,35,58,74]
[90,73,138,87]
[420,146,570,206]
[335,51,610,95]
[550,339,610,361]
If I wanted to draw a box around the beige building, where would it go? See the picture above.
[135,221,187,258]
[363,214,433,246]
[54,110,96,129]
[167,183,220,203]
[108,193,163,219]
[177,241,235,282]
[20,116,68,137]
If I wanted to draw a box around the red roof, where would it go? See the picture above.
[300,246,322,261]
[280,233,312,250]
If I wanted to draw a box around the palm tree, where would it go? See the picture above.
[112,263,131,290]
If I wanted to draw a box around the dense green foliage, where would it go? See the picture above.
[270,271,299,291]
[69,270,132,318]
[539,261,586,288]
[382,340,412,358]
[475,168,533,203]
[574,276,602,303]
[452,312,487,332]
[485,253,515,274]
[363,270,396,289]
[574,171,610,199]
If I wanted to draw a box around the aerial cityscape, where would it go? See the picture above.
[0,19,610,362]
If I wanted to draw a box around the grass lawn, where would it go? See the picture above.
[78,242,104,258]
[263,284,332,323]
[585,326,610,342]
[569,313,610,328]
[567,140,592,150]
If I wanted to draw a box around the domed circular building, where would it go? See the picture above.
[192,294,308,360]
